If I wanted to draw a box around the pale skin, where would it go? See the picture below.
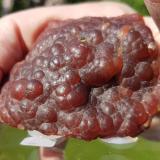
[0,1,159,160]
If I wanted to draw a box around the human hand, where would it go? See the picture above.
[0,2,159,160]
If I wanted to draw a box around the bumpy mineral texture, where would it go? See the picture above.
[0,14,159,140]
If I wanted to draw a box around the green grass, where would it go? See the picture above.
[1,125,160,160]
[65,137,160,160]
[0,125,37,160]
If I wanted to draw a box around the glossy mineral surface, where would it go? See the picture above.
[0,14,159,140]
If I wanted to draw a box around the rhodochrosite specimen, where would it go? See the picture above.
[0,14,159,140]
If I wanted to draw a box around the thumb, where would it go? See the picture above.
[144,17,160,45]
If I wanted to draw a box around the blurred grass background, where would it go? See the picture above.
[0,0,148,16]
[2,125,160,160]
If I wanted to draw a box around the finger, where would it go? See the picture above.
[0,18,27,73]
[0,2,135,73]
[144,17,160,45]
[39,147,63,160]
[4,2,136,49]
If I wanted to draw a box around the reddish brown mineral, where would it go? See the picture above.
[0,14,159,140]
